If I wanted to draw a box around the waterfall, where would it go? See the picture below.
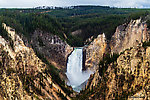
[66,48,92,92]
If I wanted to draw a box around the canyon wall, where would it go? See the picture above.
[84,18,150,71]
[110,18,150,54]
[86,45,150,100]
[0,23,71,100]
[31,30,73,70]
[83,18,150,99]
[1,18,150,99]
[84,33,108,70]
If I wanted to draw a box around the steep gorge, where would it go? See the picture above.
[0,23,71,100]
[78,18,150,99]
[84,18,150,70]
[84,33,108,70]
[110,18,150,54]
[31,30,73,70]
[83,45,150,100]
[0,16,150,100]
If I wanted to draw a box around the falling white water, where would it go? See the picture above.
[66,48,93,92]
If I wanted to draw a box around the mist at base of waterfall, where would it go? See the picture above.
[65,48,93,92]
[70,79,89,92]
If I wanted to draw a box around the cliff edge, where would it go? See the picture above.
[0,23,71,100]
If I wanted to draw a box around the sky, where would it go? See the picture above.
[0,0,150,8]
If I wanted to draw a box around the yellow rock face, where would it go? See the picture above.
[110,18,150,54]
[86,45,150,100]
[84,33,107,70]
[0,24,71,100]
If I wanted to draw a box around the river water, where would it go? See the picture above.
[66,48,93,92]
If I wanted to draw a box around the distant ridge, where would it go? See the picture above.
[34,5,111,10]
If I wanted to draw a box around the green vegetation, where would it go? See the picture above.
[34,95,41,100]
[142,40,150,48]
[0,6,150,99]
[0,25,10,40]
[57,90,67,100]
[56,7,150,46]
[75,53,119,100]
[34,48,73,96]
[146,16,150,28]
[74,75,108,100]
[38,36,45,47]
[0,12,63,39]
[0,6,150,46]
[0,15,73,96]
[99,53,119,76]
[0,25,15,50]
[6,67,15,76]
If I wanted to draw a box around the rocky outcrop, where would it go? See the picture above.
[107,46,149,99]
[0,45,32,100]
[84,33,108,70]
[86,67,101,89]
[75,18,150,100]
[85,45,150,100]
[71,29,82,36]
[0,23,71,100]
[110,18,150,54]
[84,18,150,71]
[31,30,73,70]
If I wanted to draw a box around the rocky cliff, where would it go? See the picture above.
[84,33,108,70]
[78,18,150,99]
[0,23,71,100]
[31,30,73,70]
[110,18,150,54]
[80,45,150,100]
[84,18,150,71]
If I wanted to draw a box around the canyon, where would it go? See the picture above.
[81,18,150,99]
[0,17,150,100]
[84,18,150,70]
[85,45,150,100]
[31,30,73,70]
[0,23,71,100]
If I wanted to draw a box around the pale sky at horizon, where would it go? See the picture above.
[0,0,150,8]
